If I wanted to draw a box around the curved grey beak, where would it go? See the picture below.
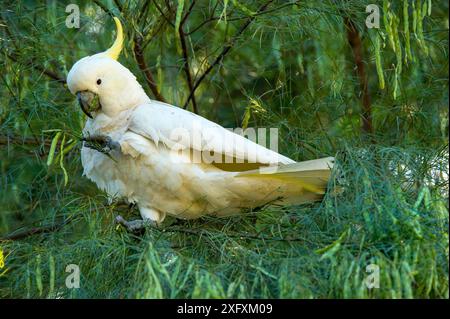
[77,91,99,119]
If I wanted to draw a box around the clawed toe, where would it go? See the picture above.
[102,136,121,153]
[82,135,120,154]
[115,215,156,233]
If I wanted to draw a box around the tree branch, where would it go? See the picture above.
[1,17,66,85]
[0,218,72,241]
[182,0,274,109]
[0,135,50,147]
[93,0,114,17]
[158,225,315,244]
[186,0,299,35]
[134,35,166,102]
[6,53,66,84]
[179,32,197,113]
[152,0,175,27]
[30,64,66,84]
[113,0,123,12]
[93,0,166,103]
[179,0,198,113]
[344,17,373,136]
[180,0,196,26]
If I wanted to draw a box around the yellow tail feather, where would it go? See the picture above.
[235,157,334,194]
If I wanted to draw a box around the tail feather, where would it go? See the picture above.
[235,157,335,195]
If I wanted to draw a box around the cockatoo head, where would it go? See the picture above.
[67,17,148,118]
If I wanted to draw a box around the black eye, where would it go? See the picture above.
[96,79,102,85]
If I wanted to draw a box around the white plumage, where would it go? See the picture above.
[67,18,334,225]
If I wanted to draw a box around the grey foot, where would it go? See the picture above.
[115,215,156,233]
[102,136,120,153]
[83,135,120,154]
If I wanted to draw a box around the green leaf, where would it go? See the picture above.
[232,0,255,16]
[35,254,43,297]
[48,255,55,298]
[316,228,350,256]
[219,0,229,22]
[403,0,412,63]
[374,33,385,89]
[175,0,185,33]
[59,134,69,186]
[47,131,62,166]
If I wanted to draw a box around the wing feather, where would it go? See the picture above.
[128,101,295,166]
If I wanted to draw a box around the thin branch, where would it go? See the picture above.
[92,0,166,102]
[131,0,167,103]
[30,63,66,84]
[134,35,167,102]
[138,0,152,23]
[179,32,197,112]
[179,0,198,113]
[158,225,314,244]
[142,17,167,49]
[1,74,41,147]
[185,0,224,35]
[152,0,175,27]
[6,53,66,84]
[186,0,299,35]
[2,20,66,84]
[0,218,72,241]
[180,0,196,26]
[113,0,123,12]
[344,17,373,136]
[182,0,274,109]
[0,135,50,147]
[93,0,114,17]
[186,17,220,35]
[3,18,61,88]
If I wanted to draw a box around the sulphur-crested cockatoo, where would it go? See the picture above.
[66,18,334,231]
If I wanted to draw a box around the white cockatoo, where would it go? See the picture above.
[66,18,334,231]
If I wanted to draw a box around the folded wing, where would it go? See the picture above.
[128,101,295,170]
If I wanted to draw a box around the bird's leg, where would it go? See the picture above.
[82,135,121,155]
[115,206,163,233]
[102,136,121,153]
[115,215,156,233]
[139,206,165,224]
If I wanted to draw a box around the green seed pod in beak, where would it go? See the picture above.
[77,91,101,118]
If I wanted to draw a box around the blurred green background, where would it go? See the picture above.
[0,0,448,298]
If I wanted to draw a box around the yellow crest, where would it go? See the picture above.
[104,17,123,60]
